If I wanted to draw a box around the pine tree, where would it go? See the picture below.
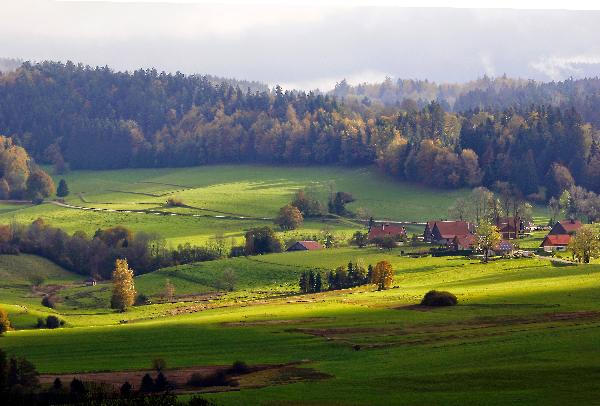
[110,259,136,311]
[56,179,70,197]
[308,271,315,293]
[315,273,322,292]
[299,272,307,293]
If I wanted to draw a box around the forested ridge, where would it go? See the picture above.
[1,61,600,200]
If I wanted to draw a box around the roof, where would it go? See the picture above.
[496,217,519,231]
[369,224,406,239]
[294,241,323,250]
[557,219,583,233]
[495,240,514,251]
[541,234,571,247]
[432,221,473,239]
[453,234,475,247]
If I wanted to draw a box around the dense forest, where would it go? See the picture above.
[1,61,600,201]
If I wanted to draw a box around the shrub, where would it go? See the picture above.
[421,290,458,307]
[46,315,62,329]
[36,318,45,328]
[187,370,233,387]
[42,295,56,308]
[135,293,151,306]
[166,196,185,207]
[227,360,250,375]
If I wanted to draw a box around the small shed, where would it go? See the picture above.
[287,240,323,252]
[85,278,97,286]
[540,234,571,252]
[494,240,515,255]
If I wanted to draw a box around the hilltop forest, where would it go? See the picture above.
[1,61,600,200]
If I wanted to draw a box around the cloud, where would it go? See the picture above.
[530,55,600,80]
[278,70,391,91]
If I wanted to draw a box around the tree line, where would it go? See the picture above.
[1,62,600,200]
[299,260,394,293]
[0,219,223,279]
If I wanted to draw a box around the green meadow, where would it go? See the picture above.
[0,165,584,405]
[0,165,476,245]
[2,250,600,405]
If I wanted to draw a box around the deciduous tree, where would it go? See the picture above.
[110,259,136,311]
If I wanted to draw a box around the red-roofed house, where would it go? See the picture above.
[287,241,323,252]
[427,221,475,245]
[448,234,476,251]
[368,223,406,241]
[548,219,583,236]
[540,234,571,252]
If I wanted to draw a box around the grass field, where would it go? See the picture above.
[2,246,600,405]
[0,165,481,246]
[0,164,579,405]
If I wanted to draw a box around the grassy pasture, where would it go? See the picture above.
[2,248,600,404]
[0,165,480,246]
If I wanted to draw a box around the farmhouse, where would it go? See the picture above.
[448,234,476,251]
[287,240,323,252]
[540,234,571,252]
[425,220,474,245]
[495,217,523,240]
[548,219,583,235]
[368,223,406,241]
[539,220,583,252]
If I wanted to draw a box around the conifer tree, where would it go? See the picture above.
[56,179,70,197]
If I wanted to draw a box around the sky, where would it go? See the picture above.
[1,1,600,90]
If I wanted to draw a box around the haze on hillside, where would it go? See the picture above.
[2,1,600,90]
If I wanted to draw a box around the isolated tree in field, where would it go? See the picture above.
[110,259,137,311]
[56,179,69,197]
[275,204,303,230]
[568,225,600,263]
[475,220,502,263]
[26,169,56,199]
[371,261,394,290]
[0,307,11,335]
[164,279,175,302]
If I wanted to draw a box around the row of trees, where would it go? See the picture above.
[0,348,213,405]
[323,261,394,291]
[3,62,600,199]
[0,220,224,279]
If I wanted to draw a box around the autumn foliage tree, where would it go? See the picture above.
[26,169,56,199]
[370,260,394,290]
[274,204,303,230]
[475,220,502,263]
[110,259,137,311]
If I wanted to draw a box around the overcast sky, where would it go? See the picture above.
[1,1,600,90]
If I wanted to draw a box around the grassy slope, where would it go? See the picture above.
[2,249,600,405]
[0,165,480,246]
[0,254,86,328]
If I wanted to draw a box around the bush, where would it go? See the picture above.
[42,295,56,308]
[227,360,250,375]
[36,318,45,328]
[420,290,458,307]
[187,370,234,387]
[135,293,151,306]
[46,315,63,329]
[166,196,185,207]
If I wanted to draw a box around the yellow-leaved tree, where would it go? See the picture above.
[371,260,394,290]
[475,219,502,263]
[111,259,136,312]
[0,306,11,335]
